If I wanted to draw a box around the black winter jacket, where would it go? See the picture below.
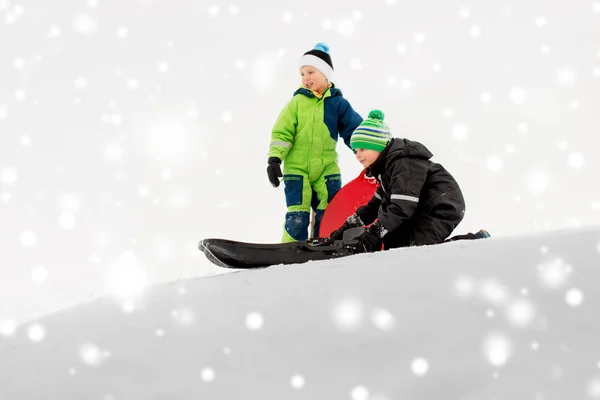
[356,138,465,234]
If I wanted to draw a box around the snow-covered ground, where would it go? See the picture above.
[2,226,600,399]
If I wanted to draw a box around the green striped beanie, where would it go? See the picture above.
[350,109,391,152]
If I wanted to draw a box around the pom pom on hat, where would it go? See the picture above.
[313,42,330,54]
[350,109,392,152]
[299,42,334,81]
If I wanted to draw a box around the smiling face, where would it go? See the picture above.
[354,148,381,169]
[300,65,328,94]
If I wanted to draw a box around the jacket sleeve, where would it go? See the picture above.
[377,159,428,233]
[268,98,297,161]
[356,186,384,225]
[337,98,363,149]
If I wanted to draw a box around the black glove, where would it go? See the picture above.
[266,157,282,187]
[354,222,387,253]
[330,214,364,241]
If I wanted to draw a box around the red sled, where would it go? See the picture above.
[319,169,379,238]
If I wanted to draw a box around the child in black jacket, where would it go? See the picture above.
[330,109,489,253]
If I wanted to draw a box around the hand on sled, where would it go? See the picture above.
[354,229,382,253]
[354,222,387,253]
[330,214,364,241]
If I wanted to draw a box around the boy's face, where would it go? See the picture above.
[300,66,328,94]
[354,148,380,168]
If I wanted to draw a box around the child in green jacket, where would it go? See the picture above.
[267,42,363,242]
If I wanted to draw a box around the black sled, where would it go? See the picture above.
[198,228,364,269]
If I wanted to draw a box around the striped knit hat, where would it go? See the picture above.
[298,42,334,81]
[350,109,392,152]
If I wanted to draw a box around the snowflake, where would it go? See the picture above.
[411,357,429,376]
[483,334,512,366]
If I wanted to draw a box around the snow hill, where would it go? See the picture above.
[2,226,600,399]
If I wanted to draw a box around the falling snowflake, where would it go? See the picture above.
[396,43,408,55]
[469,25,481,38]
[451,123,468,141]
[73,14,97,34]
[337,19,355,37]
[201,367,216,382]
[370,307,395,331]
[486,156,504,172]
[535,16,547,27]
[74,76,87,89]
[480,92,492,103]
[15,89,26,101]
[0,319,17,336]
[483,334,512,366]
[414,32,425,43]
[332,297,363,330]
[221,110,233,123]
[479,279,510,305]
[565,288,584,307]
[157,61,169,73]
[411,357,429,376]
[453,275,475,297]
[509,86,526,105]
[80,343,107,366]
[350,385,369,400]
[528,170,549,195]
[127,78,139,90]
[234,58,247,70]
[290,374,305,389]
[171,307,196,325]
[458,7,470,18]
[116,27,128,37]
[587,378,600,398]
[20,230,37,247]
[1,166,18,185]
[207,5,219,17]
[245,312,264,330]
[506,299,536,327]
[228,5,239,15]
[281,11,293,23]
[27,324,46,342]
[13,58,25,70]
[556,68,576,86]
[537,258,571,289]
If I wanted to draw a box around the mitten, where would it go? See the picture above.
[266,157,282,187]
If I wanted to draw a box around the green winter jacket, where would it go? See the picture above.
[268,85,363,182]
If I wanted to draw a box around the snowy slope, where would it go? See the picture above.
[2,226,600,399]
